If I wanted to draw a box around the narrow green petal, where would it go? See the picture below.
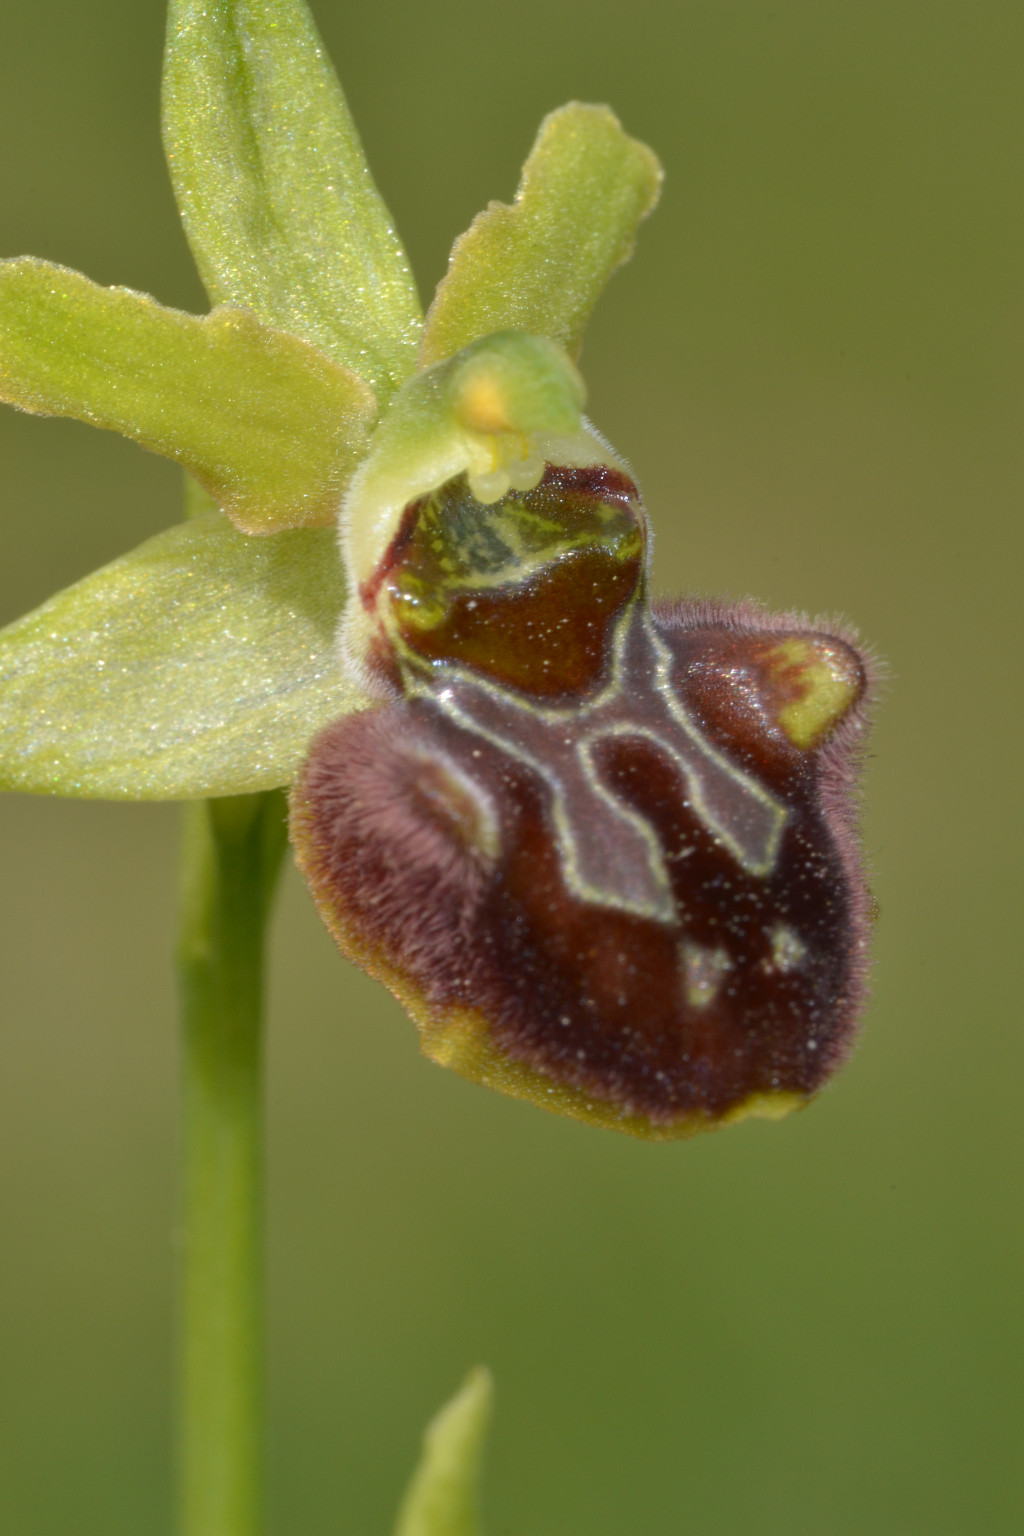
[420,103,663,367]
[393,1368,493,1536]
[0,259,376,535]
[163,0,422,397]
[0,511,369,800]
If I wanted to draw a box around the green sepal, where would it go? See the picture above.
[163,0,422,398]
[0,511,371,800]
[420,103,662,367]
[0,259,377,535]
[393,1368,493,1536]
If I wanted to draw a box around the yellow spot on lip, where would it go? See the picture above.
[720,1090,805,1125]
[769,638,862,749]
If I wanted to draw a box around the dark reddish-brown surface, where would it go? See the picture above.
[393,545,639,698]
[294,592,873,1125]
[369,464,646,699]
[668,615,867,768]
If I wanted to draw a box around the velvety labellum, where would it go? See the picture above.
[293,461,873,1138]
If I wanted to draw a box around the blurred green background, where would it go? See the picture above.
[1,1,1021,1532]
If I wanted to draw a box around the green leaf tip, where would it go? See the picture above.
[163,0,422,399]
[0,511,372,800]
[0,259,377,534]
[393,1367,494,1536]
[420,102,663,367]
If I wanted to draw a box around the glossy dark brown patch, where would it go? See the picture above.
[366,465,645,699]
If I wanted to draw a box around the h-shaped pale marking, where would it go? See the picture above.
[405,605,788,925]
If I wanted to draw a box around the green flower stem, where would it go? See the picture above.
[176,790,289,1536]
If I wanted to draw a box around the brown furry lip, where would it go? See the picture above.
[293,465,876,1139]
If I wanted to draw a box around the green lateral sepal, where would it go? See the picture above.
[393,1368,493,1536]
[0,511,371,800]
[163,0,422,398]
[420,103,662,367]
[0,259,377,534]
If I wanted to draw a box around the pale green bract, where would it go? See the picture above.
[0,512,367,799]
[393,1369,494,1536]
[0,0,662,800]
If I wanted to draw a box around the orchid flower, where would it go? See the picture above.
[0,0,873,1149]
[0,2,879,1528]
